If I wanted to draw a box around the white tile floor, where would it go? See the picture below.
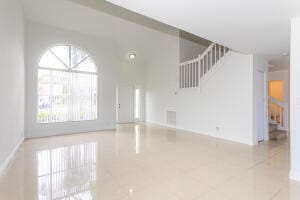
[0,123,299,200]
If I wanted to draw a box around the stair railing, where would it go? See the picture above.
[179,43,229,89]
[269,96,289,131]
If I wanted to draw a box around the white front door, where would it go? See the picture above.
[257,70,265,142]
[117,86,134,123]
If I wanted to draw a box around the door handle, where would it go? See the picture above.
[118,104,120,109]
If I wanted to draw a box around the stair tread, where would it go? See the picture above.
[270,130,287,135]
[269,123,278,133]
[269,130,288,140]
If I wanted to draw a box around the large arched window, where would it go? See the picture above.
[38,45,97,123]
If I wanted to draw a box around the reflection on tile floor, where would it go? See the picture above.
[0,123,299,200]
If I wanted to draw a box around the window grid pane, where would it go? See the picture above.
[38,69,97,123]
[37,45,97,123]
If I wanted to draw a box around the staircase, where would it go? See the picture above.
[269,96,288,140]
[269,123,287,140]
[179,43,230,89]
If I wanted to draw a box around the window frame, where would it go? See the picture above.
[36,44,98,124]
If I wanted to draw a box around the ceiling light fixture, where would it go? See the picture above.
[282,52,289,56]
[129,53,136,59]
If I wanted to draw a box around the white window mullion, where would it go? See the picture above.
[37,45,97,123]
[50,70,53,123]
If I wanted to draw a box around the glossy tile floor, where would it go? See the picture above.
[0,123,299,200]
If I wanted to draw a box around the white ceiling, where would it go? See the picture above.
[106,0,300,68]
[21,0,179,65]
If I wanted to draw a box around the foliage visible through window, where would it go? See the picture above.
[38,45,97,123]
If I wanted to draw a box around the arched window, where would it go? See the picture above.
[38,45,97,123]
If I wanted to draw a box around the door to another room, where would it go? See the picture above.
[117,86,134,123]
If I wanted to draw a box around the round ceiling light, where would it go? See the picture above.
[129,53,136,59]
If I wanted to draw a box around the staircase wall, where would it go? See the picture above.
[146,42,258,145]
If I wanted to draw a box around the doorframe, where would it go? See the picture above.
[255,69,269,143]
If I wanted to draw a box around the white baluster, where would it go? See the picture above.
[179,65,181,88]
[182,65,184,89]
[279,106,282,127]
[205,54,208,73]
[193,62,197,87]
[189,63,192,87]
[186,64,188,88]
[269,102,271,121]
[188,63,191,88]
[201,58,204,77]
[274,105,277,122]
[210,49,213,69]
[214,45,217,65]
[285,103,289,130]
[196,61,199,87]
[189,63,192,88]
[183,64,185,88]
[219,44,221,60]
[185,64,188,88]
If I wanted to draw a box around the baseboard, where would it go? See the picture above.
[290,170,300,181]
[145,120,254,146]
[0,137,24,177]
[146,120,177,129]
[25,127,116,139]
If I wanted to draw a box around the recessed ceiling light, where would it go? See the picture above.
[282,52,289,56]
[129,53,136,59]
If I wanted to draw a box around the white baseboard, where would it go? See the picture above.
[145,120,254,146]
[0,137,24,177]
[146,120,177,129]
[290,170,300,181]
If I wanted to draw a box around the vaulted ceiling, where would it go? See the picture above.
[22,0,179,65]
[105,0,300,68]
[22,0,299,68]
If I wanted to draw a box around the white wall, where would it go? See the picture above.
[145,34,179,124]
[179,38,207,62]
[117,61,145,87]
[269,70,290,102]
[146,33,256,145]
[0,0,25,174]
[290,17,300,181]
[25,22,117,138]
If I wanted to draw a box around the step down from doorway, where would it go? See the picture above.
[269,123,287,140]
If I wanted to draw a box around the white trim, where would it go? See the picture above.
[145,120,254,146]
[255,70,269,144]
[290,170,300,181]
[0,137,24,177]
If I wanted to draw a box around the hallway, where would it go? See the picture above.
[0,123,298,200]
